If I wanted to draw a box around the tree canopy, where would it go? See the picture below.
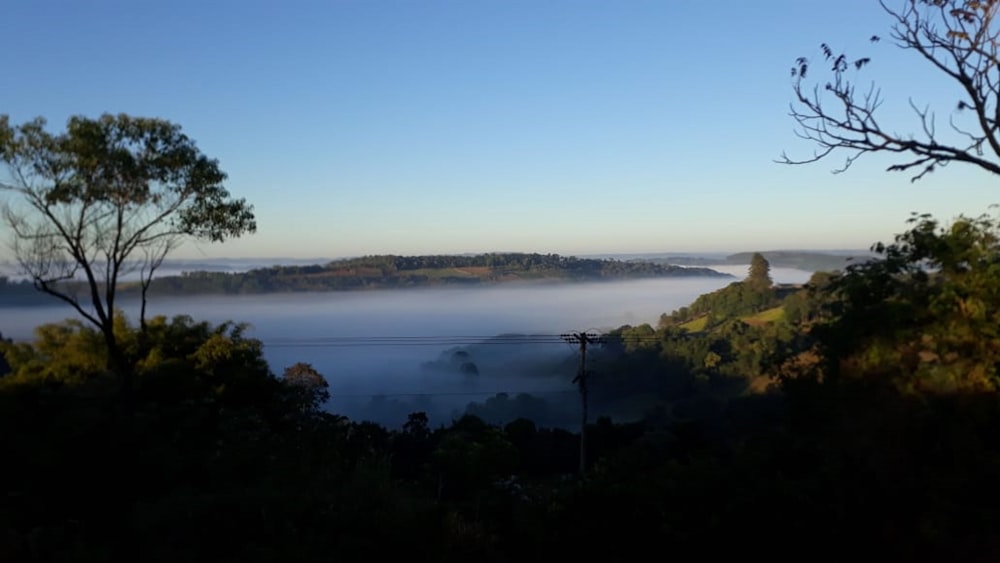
[788,211,1000,394]
[747,252,772,287]
[0,113,256,387]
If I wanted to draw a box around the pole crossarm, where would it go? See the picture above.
[561,331,606,475]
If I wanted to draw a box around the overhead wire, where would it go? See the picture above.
[262,333,622,400]
[264,334,570,347]
[331,389,579,399]
[261,334,670,348]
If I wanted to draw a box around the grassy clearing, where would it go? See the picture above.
[742,306,785,325]
[679,316,708,332]
[680,306,784,332]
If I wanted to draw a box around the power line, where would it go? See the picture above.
[561,331,605,475]
[331,389,578,399]
[263,334,578,347]
[261,335,667,348]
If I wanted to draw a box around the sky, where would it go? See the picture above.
[1,0,998,260]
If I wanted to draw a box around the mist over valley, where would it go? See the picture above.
[1,268,811,427]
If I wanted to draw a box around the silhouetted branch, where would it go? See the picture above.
[780,0,1000,181]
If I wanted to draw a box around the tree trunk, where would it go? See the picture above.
[101,325,134,415]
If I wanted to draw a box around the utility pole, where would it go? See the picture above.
[562,331,604,475]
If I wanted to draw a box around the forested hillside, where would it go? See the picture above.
[149,253,727,295]
[0,253,729,304]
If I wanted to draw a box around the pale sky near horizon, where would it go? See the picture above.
[2,0,998,260]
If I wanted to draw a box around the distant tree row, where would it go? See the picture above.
[323,252,724,278]
[140,253,726,297]
[0,253,729,304]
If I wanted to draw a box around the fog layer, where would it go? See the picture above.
[1,269,811,426]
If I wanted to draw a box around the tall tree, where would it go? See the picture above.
[781,0,1000,181]
[0,113,256,394]
[747,252,772,287]
[281,362,330,411]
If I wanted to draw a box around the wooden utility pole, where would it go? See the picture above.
[562,331,603,475]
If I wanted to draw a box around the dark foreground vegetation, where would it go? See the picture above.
[3,214,1000,562]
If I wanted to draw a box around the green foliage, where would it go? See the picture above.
[677,315,707,332]
[747,252,772,287]
[282,362,331,411]
[746,305,784,323]
[0,113,256,383]
[0,319,109,385]
[0,114,256,245]
[0,314,282,409]
[782,270,839,325]
[802,212,1000,394]
[661,279,779,330]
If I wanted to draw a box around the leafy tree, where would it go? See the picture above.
[783,270,839,325]
[781,0,1000,181]
[281,361,331,410]
[0,114,256,396]
[797,212,1000,393]
[0,314,275,405]
[747,252,772,287]
[0,319,109,386]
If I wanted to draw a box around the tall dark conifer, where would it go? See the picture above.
[747,252,772,287]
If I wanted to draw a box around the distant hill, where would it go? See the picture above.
[723,251,872,272]
[0,253,732,304]
[636,250,872,272]
[144,253,731,296]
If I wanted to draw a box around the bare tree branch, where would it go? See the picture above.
[139,235,176,333]
[780,0,1000,182]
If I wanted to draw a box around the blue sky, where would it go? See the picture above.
[2,0,997,259]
